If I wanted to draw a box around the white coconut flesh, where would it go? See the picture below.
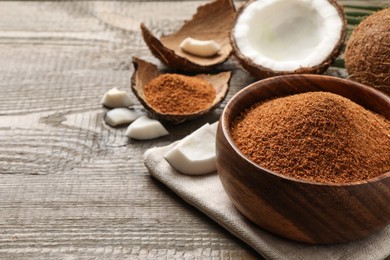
[234,0,343,71]
[164,123,218,175]
[125,116,169,140]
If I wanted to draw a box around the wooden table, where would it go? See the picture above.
[0,1,386,259]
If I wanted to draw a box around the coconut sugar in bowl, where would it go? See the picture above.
[216,74,390,244]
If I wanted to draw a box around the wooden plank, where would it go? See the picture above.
[0,0,387,258]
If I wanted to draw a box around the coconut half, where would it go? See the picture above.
[345,8,390,96]
[231,0,346,79]
[131,57,231,124]
[140,0,236,72]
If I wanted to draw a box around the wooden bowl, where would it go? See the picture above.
[216,74,390,244]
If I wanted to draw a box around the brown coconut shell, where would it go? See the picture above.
[345,8,390,96]
[131,57,231,124]
[230,0,347,79]
[140,0,236,73]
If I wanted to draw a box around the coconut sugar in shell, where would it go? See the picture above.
[144,74,216,115]
[131,57,231,124]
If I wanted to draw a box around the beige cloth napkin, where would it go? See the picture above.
[143,143,390,260]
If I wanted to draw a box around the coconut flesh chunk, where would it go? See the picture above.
[233,0,343,72]
[104,108,146,127]
[164,122,218,175]
[125,116,169,140]
[101,87,133,108]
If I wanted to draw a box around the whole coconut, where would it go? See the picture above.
[345,8,390,96]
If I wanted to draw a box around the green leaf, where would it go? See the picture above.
[331,59,345,69]
[346,16,365,25]
[345,11,372,17]
[343,5,384,12]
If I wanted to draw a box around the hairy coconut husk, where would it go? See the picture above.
[131,57,231,124]
[141,0,236,73]
[230,0,346,79]
[345,8,390,96]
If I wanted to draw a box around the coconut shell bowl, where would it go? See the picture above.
[216,74,390,244]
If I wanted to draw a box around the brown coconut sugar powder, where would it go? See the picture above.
[230,92,390,183]
[144,74,216,114]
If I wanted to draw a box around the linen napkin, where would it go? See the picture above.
[143,143,390,260]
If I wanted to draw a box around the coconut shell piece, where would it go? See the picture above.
[140,0,236,73]
[131,57,231,124]
[231,0,346,79]
[345,8,390,96]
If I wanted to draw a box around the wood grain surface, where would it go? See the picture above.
[0,1,387,259]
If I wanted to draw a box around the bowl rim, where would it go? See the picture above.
[220,74,390,186]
